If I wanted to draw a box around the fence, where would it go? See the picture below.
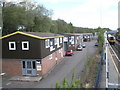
[94,52,103,88]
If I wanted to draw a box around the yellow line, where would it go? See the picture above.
[0,31,64,39]
[108,48,120,77]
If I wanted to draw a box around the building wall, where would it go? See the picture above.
[2,34,41,59]
[2,48,64,76]
[2,34,64,60]
[2,59,22,76]
[40,38,63,59]
[41,48,64,75]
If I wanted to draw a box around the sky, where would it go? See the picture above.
[33,0,119,30]
[4,0,119,30]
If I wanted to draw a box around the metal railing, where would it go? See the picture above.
[94,31,108,88]
[94,53,103,88]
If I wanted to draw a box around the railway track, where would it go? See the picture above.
[109,41,120,76]
[113,41,120,57]
[110,40,120,57]
[116,38,120,42]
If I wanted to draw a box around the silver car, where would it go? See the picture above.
[82,43,86,48]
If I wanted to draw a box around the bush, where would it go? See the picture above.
[98,31,104,53]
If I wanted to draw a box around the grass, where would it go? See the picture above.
[79,50,100,88]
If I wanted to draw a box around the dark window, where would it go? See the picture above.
[9,42,16,50]
[33,61,36,69]
[22,61,25,68]
[11,43,14,48]
[24,43,27,48]
[110,37,114,40]
[22,41,29,50]
[27,61,31,68]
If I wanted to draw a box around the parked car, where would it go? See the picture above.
[65,50,73,56]
[82,43,86,48]
[76,45,83,51]
[95,42,98,46]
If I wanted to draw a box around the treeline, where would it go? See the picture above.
[1,0,74,36]
[1,0,110,36]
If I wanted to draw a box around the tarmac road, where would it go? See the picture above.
[2,40,98,88]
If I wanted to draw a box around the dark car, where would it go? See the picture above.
[76,45,82,51]
[65,50,73,56]
[95,42,98,46]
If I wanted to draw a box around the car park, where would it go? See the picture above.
[76,45,83,51]
[65,50,73,56]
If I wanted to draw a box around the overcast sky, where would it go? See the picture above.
[5,0,119,30]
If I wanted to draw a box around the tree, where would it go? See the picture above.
[2,5,28,35]
[2,0,53,35]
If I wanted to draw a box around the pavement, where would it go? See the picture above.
[99,44,120,88]
[2,40,98,88]
[9,76,42,82]
[108,46,120,88]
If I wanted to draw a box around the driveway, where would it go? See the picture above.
[2,40,98,88]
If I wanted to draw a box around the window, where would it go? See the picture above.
[22,61,25,68]
[50,39,55,51]
[54,38,57,45]
[22,41,29,50]
[45,39,50,48]
[64,37,68,42]
[60,37,62,43]
[32,61,36,69]
[50,39,53,46]
[57,38,60,48]
[9,42,16,50]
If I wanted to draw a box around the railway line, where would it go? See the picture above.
[109,40,120,76]
[111,40,120,59]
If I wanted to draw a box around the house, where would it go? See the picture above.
[1,31,64,76]
[62,33,83,51]
[83,33,93,42]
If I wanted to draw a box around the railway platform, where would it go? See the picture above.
[99,41,120,88]
[108,44,120,88]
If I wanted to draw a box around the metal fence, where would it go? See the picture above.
[94,52,103,88]
[94,31,107,89]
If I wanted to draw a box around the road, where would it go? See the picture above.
[3,40,98,88]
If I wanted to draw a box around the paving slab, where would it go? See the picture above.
[9,76,42,82]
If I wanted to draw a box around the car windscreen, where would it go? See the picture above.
[66,51,72,52]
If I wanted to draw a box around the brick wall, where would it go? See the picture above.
[41,48,64,75]
[2,48,64,76]
[2,59,22,76]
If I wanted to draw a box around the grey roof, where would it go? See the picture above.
[107,30,118,34]
[82,33,93,35]
[62,33,82,36]
[23,32,63,37]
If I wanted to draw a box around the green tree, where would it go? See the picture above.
[2,5,27,35]
[2,1,53,35]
